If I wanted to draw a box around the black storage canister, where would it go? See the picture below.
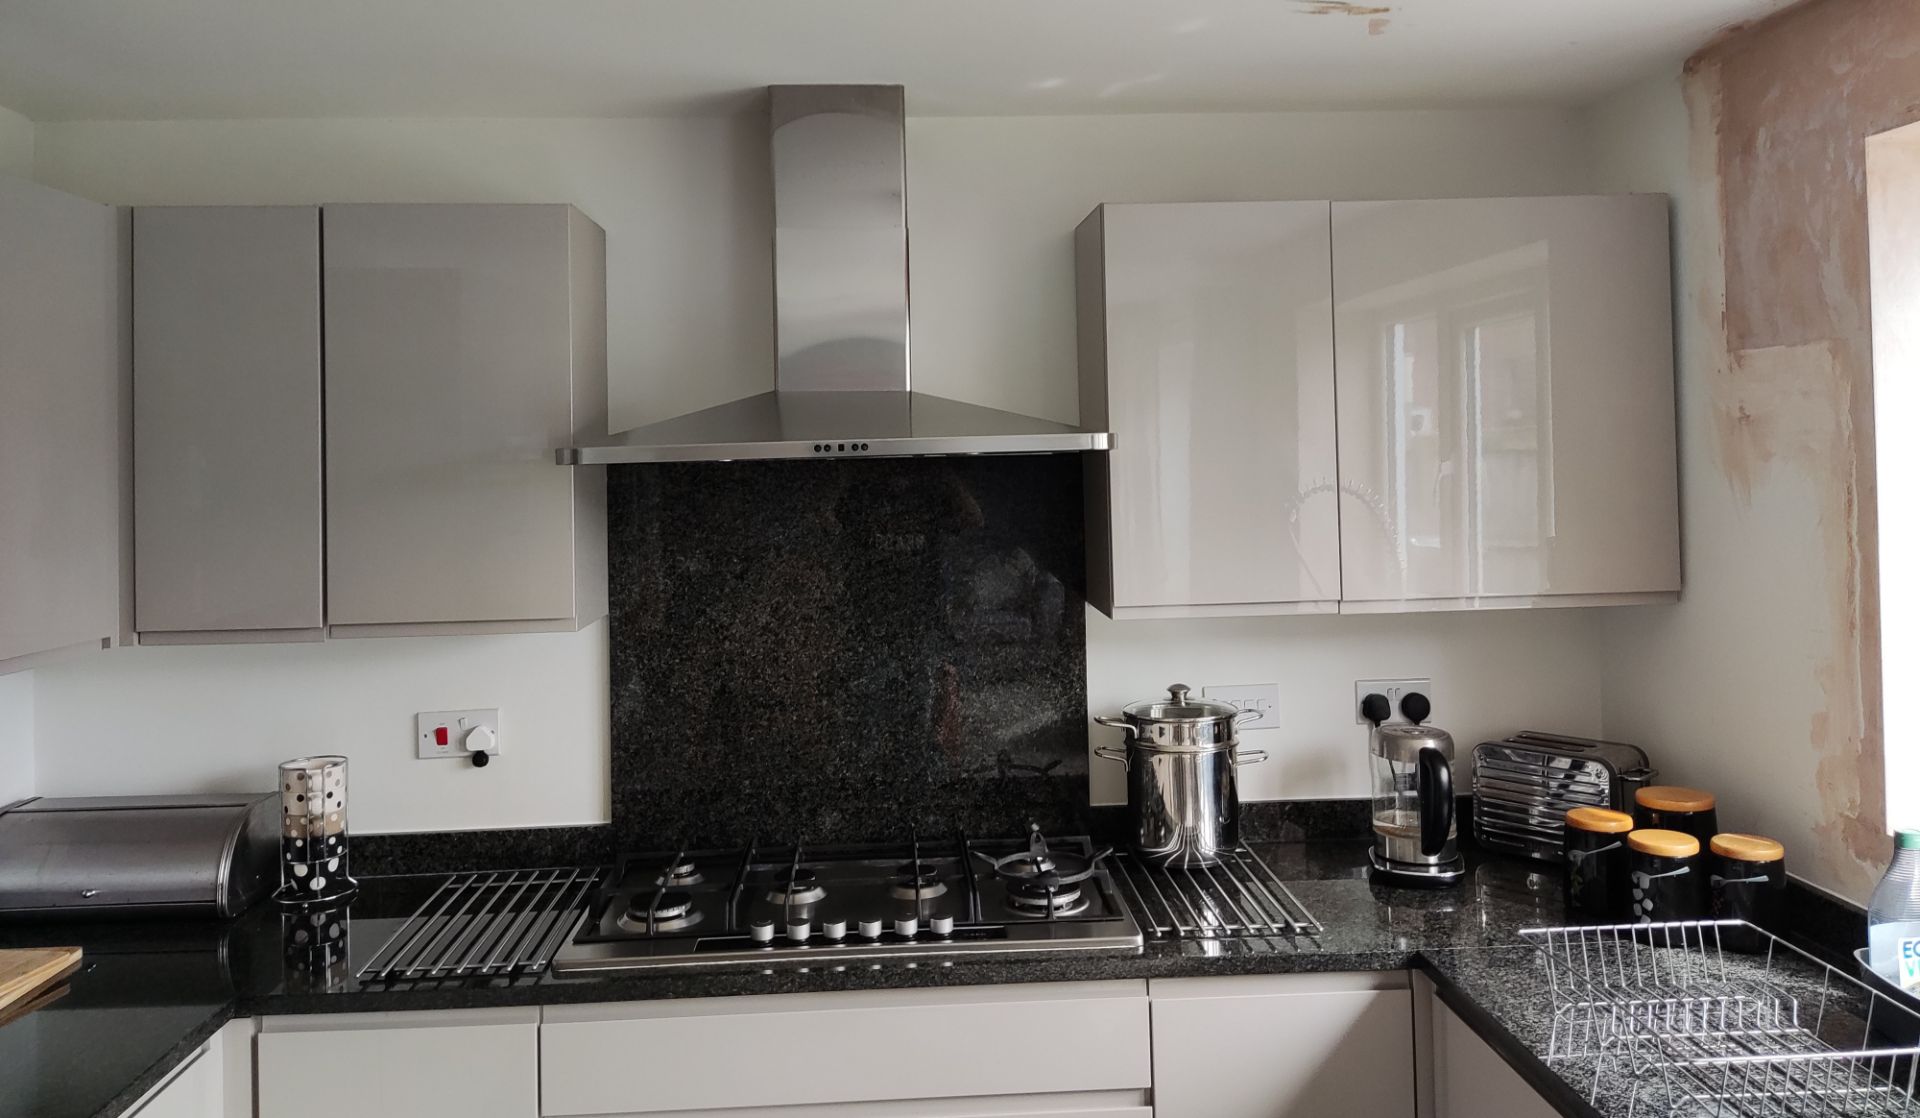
[1633,785,1719,843]
[1628,828,1707,923]
[1709,832,1786,952]
[1563,807,1634,923]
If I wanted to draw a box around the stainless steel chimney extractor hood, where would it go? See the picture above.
[558,85,1109,464]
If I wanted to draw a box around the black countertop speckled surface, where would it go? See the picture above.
[0,843,1889,1118]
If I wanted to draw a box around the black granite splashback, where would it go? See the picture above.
[605,455,1089,850]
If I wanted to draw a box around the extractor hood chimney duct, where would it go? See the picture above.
[559,84,1109,464]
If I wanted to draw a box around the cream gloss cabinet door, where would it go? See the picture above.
[132,206,325,644]
[1429,999,1560,1118]
[1148,972,1416,1118]
[1077,202,1340,619]
[0,176,123,673]
[322,204,607,637]
[1331,195,1679,611]
[257,1008,538,1118]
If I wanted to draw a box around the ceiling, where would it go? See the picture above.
[0,0,1794,121]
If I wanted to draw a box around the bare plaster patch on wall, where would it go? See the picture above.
[1683,0,1920,893]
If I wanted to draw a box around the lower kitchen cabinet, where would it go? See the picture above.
[1149,972,1416,1118]
[126,1020,252,1118]
[538,981,1151,1115]
[257,1007,539,1118]
[1427,996,1559,1118]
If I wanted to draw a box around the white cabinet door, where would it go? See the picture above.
[133,205,324,643]
[126,1041,222,1118]
[1149,972,1415,1118]
[1077,201,1340,619]
[1430,999,1559,1118]
[1331,194,1678,610]
[258,1007,538,1118]
[323,203,606,637]
[541,982,1150,1115]
[0,175,124,673]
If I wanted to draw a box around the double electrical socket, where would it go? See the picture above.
[1353,678,1434,725]
[1202,683,1279,730]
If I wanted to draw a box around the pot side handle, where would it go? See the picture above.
[1232,747,1269,766]
[1092,743,1131,769]
[1092,715,1137,739]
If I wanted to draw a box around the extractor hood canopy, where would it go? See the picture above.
[559,84,1109,465]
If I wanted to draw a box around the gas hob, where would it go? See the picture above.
[552,828,1143,973]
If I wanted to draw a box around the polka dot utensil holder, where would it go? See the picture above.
[276,755,360,906]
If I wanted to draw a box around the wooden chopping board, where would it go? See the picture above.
[0,947,83,1018]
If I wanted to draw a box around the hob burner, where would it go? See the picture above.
[617,889,700,933]
[765,866,826,906]
[654,858,703,887]
[1006,881,1089,916]
[889,861,948,901]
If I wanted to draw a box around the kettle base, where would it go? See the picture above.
[1368,847,1466,888]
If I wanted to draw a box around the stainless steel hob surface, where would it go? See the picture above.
[553,827,1144,973]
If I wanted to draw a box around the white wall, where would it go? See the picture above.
[32,621,610,834]
[27,105,1607,828]
[0,103,37,805]
[1583,68,1859,894]
[0,672,32,806]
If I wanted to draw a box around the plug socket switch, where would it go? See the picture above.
[416,709,502,761]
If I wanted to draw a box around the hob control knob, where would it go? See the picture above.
[749,918,775,944]
[857,918,883,939]
[894,916,919,938]
[930,915,955,937]
[821,918,847,941]
[785,921,811,944]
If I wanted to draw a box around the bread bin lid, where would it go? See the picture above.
[0,794,277,915]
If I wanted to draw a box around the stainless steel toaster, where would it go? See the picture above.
[1471,732,1656,863]
[0,793,279,918]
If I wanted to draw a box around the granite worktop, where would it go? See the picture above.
[0,841,1888,1118]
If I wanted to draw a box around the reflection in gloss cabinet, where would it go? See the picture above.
[1331,194,1679,609]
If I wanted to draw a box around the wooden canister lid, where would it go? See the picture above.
[1628,829,1701,858]
[1565,807,1634,834]
[1635,785,1716,812]
[1709,833,1784,862]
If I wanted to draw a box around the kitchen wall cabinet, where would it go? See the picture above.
[1076,194,1678,618]
[539,981,1151,1115]
[0,175,125,675]
[1076,201,1341,619]
[1148,971,1416,1118]
[323,204,607,637]
[258,1007,539,1118]
[133,206,325,644]
[1332,195,1678,611]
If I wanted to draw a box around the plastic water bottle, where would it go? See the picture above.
[1868,829,1920,991]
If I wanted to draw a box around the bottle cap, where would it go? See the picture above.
[1898,829,1920,851]
[1628,829,1700,858]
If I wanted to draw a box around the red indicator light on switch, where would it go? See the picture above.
[433,726,449,746]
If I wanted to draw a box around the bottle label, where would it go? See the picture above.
[1903,937,1920,991]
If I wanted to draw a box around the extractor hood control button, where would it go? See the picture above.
[785,921,811,944]
[749,918,775,944]
[857,918,883,939]
[893,916,918,938]
[821,918,847,941]
[930,915,954,937]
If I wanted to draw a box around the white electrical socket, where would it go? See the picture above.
[1353,679,1434,725]
[1202,684,1280,730]
[416,709,502,759]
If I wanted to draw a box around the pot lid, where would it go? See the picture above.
[1120,684,1241,723]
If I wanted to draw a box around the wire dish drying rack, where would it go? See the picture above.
[1522,920,1920,1116]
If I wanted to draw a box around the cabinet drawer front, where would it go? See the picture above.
[258,1009,538,1118]
[540,982,1150,1114]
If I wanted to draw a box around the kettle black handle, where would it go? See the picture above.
[1417,745,1453,856]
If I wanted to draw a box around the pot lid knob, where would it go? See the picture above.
[1168,683,1192,703]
